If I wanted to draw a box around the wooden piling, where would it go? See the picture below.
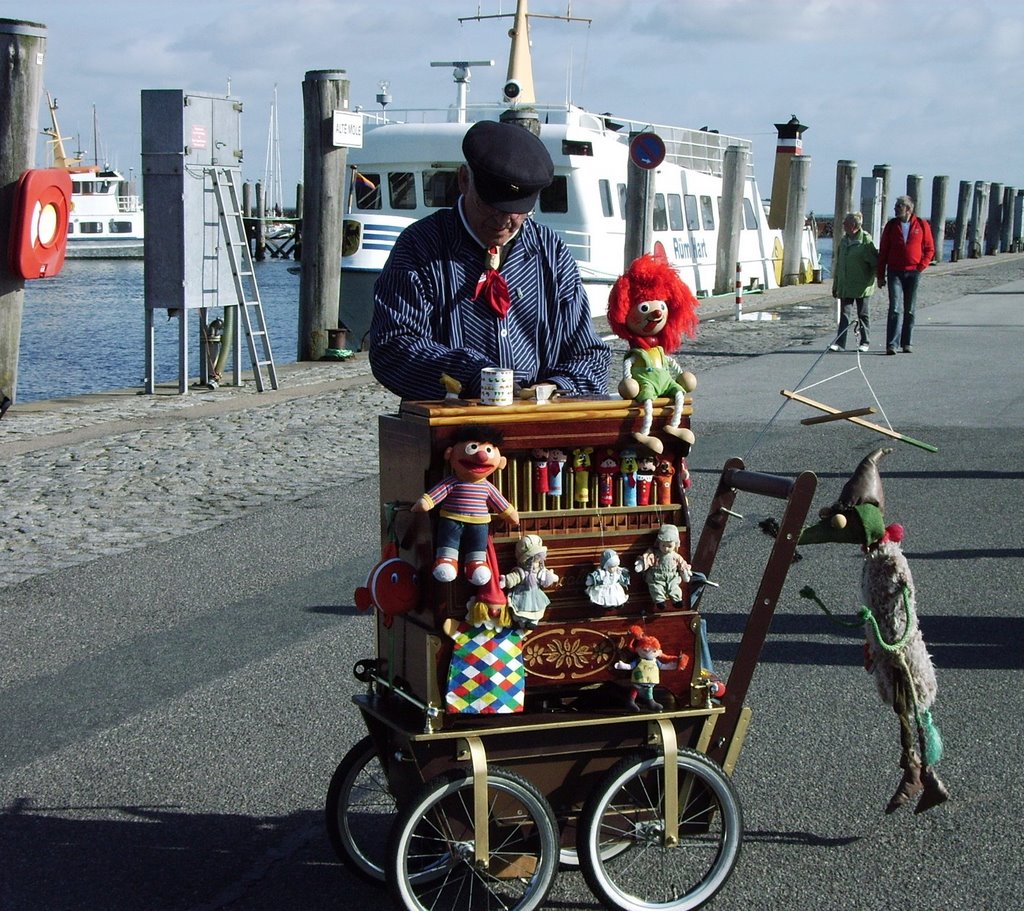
[254,180,266,262]
[782,154,811,286]
[832,160,856,268]
[0,18,47,404]
[905,174,923,211]
[951,179,971,262]
[714,145,748,296]
[1014,189,1024,252]
[985,182,1002,255]
[968,181,988,258]
[293,182,304,260]
[999,186,1015,252]
[860,176,883,241]
[929,176,948,263]
[298,69,349,360]
[872,164,892,225]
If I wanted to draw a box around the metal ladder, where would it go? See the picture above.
[208,166,278,392]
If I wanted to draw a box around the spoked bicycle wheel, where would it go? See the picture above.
[388,766,559,911]
[577,749,743,911]
[325,735,395,883]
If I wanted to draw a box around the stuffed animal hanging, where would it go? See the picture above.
[500,534,559,630]
[798,447,949,814]
[585,548,630,609]
[607,253,700,455]
[634,524,692,611]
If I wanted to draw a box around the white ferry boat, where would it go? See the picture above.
[42,95,144,259]
[338,0,819,348]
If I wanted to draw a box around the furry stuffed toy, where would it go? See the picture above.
[799,447,949,814]
[607,254,699,455]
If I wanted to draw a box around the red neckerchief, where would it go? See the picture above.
[473,245,511,318]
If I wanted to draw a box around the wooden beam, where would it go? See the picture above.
[801,406,876,425]
[781,389,938,452]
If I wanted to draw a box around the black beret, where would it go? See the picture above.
[462,120,554,214]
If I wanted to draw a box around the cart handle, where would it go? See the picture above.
[720,467,798,500]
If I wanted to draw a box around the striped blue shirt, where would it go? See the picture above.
[370,205,611,400]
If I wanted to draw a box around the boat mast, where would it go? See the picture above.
[41,93,81,169]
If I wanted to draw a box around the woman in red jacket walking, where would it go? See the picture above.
[876,195,935,354]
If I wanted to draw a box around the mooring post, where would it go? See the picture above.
[832,160,856,268]
[999,185,1015,253]
[985,182,1002,255]
[254,180,266,262]
[930,176,948,263]
[781,154,810,286]
[905,174,923,212]
[0,18,47,406]
[872,164,892,226]
[715,145,748,296]
[298,69,348,360]
[952,179,972,262]
[968,181,989,258]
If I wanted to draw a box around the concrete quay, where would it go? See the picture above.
[2,251,1023,591]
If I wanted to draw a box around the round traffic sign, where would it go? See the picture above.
[629,132,666,170]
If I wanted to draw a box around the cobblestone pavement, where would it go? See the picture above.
[2,253,1022,589]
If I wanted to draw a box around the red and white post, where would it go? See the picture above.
[734,261,743,319]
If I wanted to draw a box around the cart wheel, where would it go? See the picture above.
[577,749,743,911]
[388,767,559,911]
[325,736,394,883]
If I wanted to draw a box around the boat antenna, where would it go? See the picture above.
[458,0,590,110]
[429,60,494,123]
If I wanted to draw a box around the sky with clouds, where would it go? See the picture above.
[16,0,1024,214]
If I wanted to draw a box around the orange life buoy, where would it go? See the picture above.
[7,168,73,279]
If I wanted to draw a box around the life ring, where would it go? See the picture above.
[7,168,73,279]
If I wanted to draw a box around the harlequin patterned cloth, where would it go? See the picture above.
[446,624,525,714]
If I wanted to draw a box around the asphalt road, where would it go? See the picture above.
[2,279,1023,910]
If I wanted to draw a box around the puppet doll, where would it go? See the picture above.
[798,447,949,814]
[571,447,594,505]
[596,448,619,507]
[614,624,686,711]
[500,534,560,630]
[412,424,519,585]
[635,524,692,610]
[619,447,639,507]
[607,253,700,456]
[531,448,550,495]
[635,452,656,506]
[585,548,630,609]
[654,457,676,506]
[547,448,568,498]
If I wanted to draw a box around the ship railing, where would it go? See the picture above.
[116,195,141,214]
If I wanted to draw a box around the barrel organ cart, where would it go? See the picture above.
[326,393,816,911]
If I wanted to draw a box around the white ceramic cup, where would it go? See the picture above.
[480,367,514,406]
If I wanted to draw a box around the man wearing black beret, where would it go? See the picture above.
[370,119,610,401]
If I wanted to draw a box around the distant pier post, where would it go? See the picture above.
[1014,190,1024,252]
[768,115,807,230]
[905,174,923,211]
[968,181,988,258]
[872,164,892,223]
[298,69,349,361]
[293,182,304,259]
[985,182,1002,255]
[714,145,749,296]
[952,179,972,261]
[999,186,1015,252]
[861,176,883,241]
[254,180,266,262]
[832,160,856,266]
[929,176,948,263]
[781,154,811,286]
[0,18,47,404]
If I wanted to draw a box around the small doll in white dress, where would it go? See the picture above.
[501,535,560,631]
[585,549,630,609]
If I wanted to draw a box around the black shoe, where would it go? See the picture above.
[0,395,11,420]
[886,348,897,356]
[902,345,913,353]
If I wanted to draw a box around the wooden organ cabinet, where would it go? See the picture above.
[373,395,710,727]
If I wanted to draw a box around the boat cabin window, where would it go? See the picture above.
[562,140,593,157]
[653,194,668,232]
[742,198,759,229]
[110,221,134,234]
[599,179,615,217]
[667,194,684,231]
[79,221,104,234]
[388,172,417,210]
[424,169,459,208]
[617,183,627,219]
[353,171,382,210]
[700,195,715,230]
[683,195,700,231]
[538,176,568,214]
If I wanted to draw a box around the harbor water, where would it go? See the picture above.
[17,259,302,404]
[14,237,954,404]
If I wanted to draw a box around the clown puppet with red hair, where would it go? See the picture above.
[607,254,700,455]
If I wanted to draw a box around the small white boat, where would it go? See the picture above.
[42,94,145,259]
[338,0,819,348]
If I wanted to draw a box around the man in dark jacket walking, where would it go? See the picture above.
[876,195,935,354]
